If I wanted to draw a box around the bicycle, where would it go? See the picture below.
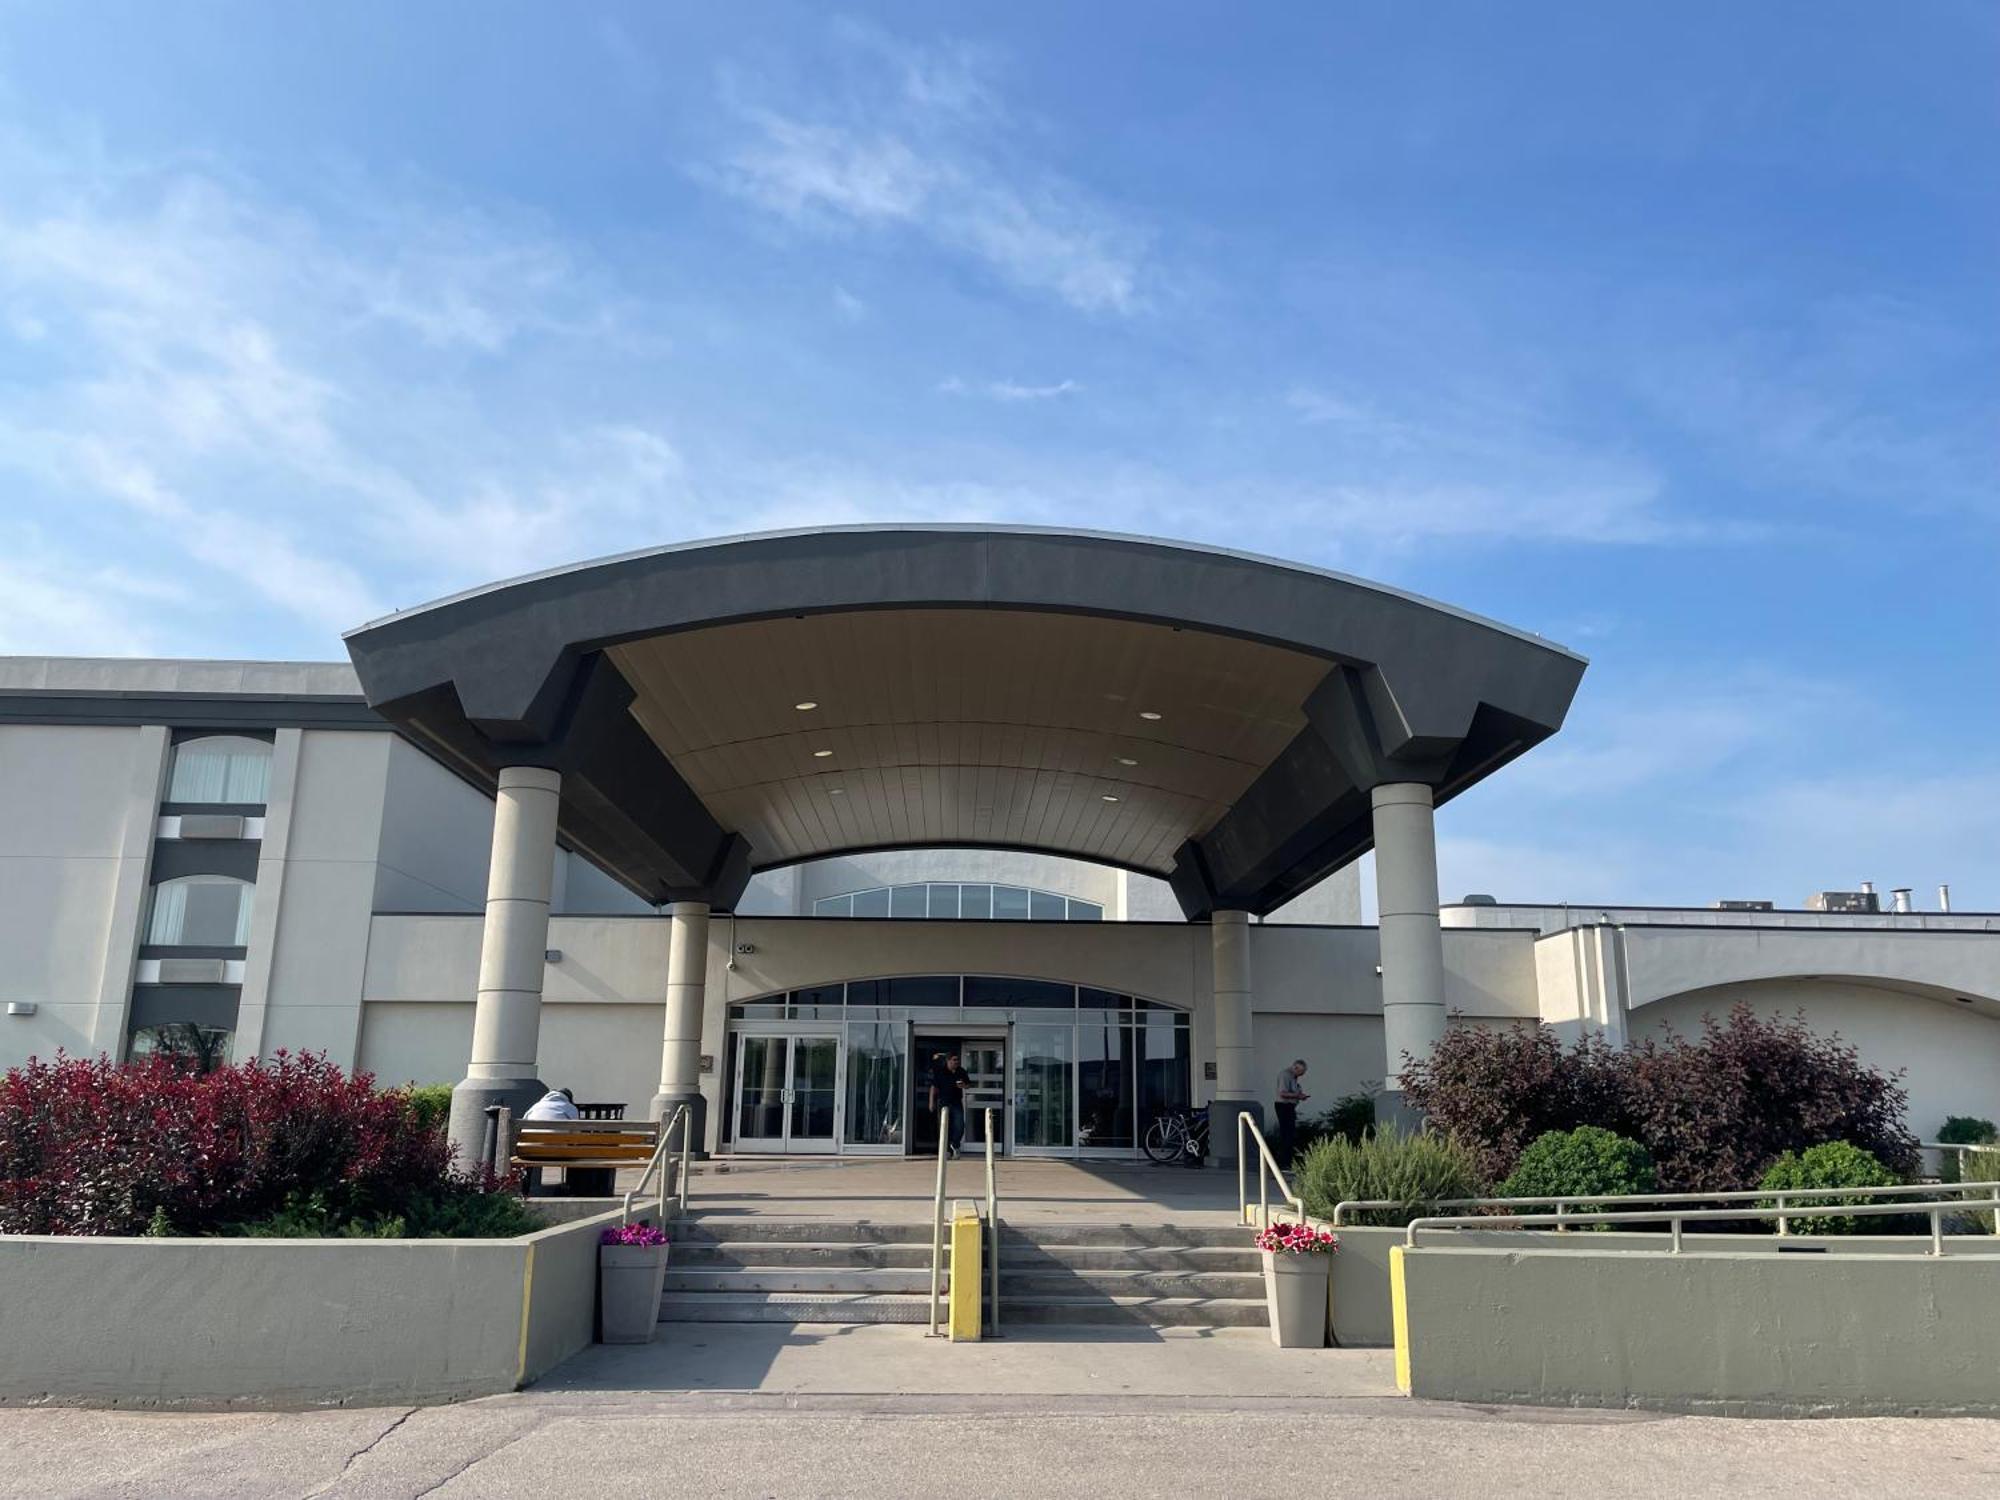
[1142,1105,1209,1166]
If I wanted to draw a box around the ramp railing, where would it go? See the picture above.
[1406,1195,2000,1254]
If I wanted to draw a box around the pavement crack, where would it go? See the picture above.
[305,1406,417,1496]
[411,1419,543,1497]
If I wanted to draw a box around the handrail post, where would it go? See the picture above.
[1554,1199,1567,1234]
[985,1106,1000,1337]
[1931,1207,1944,1257]
[929,1106,950,1337]
[1670,1215,1683,1253]
[1775,1191,1789,1237]
[1236,1114,1248,1225]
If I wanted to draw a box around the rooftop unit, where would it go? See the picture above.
[1807,890,1882,914]
[1713,900,1775,912]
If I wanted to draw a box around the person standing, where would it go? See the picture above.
[930,1052,968,1159]
[1274,1060,1310,1164]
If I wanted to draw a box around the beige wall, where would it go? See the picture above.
[0,724,164,1066]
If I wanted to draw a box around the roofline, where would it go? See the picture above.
[342,523,1587,666]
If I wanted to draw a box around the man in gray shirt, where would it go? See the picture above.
[1275,1060,1310,1165]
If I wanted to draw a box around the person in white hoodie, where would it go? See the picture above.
[522,1087,580,1121]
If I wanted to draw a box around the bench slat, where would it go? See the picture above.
[513,1131,656,1146]
[512,1146,656,1159]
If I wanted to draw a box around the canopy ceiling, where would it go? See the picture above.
[343,526,1586,917]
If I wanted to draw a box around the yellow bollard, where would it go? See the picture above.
[948,1203,983,1342]
[1389,1244,1411,1394]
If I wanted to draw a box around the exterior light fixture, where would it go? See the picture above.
[1115,756,1138,766]
[828,787,845,796]
[812,749,834,758]
[1101,794,1121,803]
[794,701,818,711]
[1138,711,1162,721]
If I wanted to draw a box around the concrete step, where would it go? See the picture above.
[999,1268,1264,1300]
[999,1295,1268,1328]
[666,1266,943,1295]
[673,1219,935,1246]
[996,1223,1249,1249]
[659,1292,932,1325]
[673,1239,1256,1271]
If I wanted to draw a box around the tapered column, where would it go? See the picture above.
[651,901,711,1153]
[1372,782,1447,1128]
[448,765,560,1162]
[1209,909,1261,1163]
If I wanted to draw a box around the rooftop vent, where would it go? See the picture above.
[1807,890,1881,914]
[1459,893,1498,906]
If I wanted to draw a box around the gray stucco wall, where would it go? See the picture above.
[1397,1242,2000,1416]
[0,1208,619,1409]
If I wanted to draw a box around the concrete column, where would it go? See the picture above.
[1209,909,1261,1163]
[650,900,711,1153]
[447,765,560,1161]
[1372,782,1447,1128]
[87,725,171,1058]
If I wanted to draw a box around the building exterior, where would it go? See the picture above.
[1,528,1994,1161]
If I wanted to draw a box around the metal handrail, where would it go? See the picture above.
[1336,1178,2000,1231]
[1407,1196,2000,1255]
[620,1103,693,1226]
[983,1106,1001,1337]
[1236,1111,1305,1230]
[928,1105,951,1337]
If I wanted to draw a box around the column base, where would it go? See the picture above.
[1207,1099,1265,1168]
[446,1076,547,1173]
[1373,1090,1426,1134]
[650,1090,710,1160]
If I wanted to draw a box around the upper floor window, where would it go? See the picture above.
[814,883,1104,921]
[146,875,255,947]
[167,735,272,805]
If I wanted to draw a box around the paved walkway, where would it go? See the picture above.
[671,1155,1248,1226]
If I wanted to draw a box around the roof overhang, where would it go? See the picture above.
[343,526,1586,917]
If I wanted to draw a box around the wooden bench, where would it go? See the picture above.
[510,1118,659,1195]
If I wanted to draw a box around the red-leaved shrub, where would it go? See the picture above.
[1401,1004,1918,1192]
[0,1052,465,1236]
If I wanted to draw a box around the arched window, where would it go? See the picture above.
[146,875,255,947]
[166,735,272,805]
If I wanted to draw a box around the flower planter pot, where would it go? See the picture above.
[1261,1249,1330,1348]
[599,1242,670,1344]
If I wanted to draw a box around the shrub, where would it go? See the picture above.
[1289,1091,1376,1161]
[0,1052,523,1238]
[398,1083,456,1139]
[1294,1125,1486,1227]
[1937,1116,1997,1145]
[1960,1147,2000,1233]
[1495,1126,1657,1219]
[1758,1142,1900,1235]
[1401,1005,1920,1193]
[1398,1023,1632,1184]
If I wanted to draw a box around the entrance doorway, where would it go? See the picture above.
[911,1031,1006,1156]
[732,1033,840,1153]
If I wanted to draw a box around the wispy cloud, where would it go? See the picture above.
[940,376,1077,401]
[710,34,1150,314]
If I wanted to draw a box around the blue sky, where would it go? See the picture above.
[0,3,1994,909]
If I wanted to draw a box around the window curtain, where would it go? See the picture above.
[168,740,271,804]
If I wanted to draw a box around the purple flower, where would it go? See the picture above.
[601,1222,668,1247]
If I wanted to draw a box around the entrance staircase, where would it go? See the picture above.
[662,1215,1265,1328]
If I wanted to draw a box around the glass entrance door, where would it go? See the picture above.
[734,1034,840,1154]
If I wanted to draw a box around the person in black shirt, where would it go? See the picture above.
[929,1051,968,1158]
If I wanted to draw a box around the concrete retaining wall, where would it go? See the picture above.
[0,1207,623,1409]
[1394,1242,2000,1416]
[1328,1223,1980,1348]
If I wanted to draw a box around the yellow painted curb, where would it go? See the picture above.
[1390,1244,1411,1394]
[515,1242,536,1387]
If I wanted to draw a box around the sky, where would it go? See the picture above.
[0,3,1994,910]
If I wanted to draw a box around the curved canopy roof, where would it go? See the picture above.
[344,526,1585,917]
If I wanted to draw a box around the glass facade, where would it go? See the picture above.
[813,884,1104,921]
[726,976,1191,1158]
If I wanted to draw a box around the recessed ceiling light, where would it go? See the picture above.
[794,701,819,712]
[812,749,834,758]
[1138,710,1162,721]
[1115,756,1138,766]
[1101,794,1121,803]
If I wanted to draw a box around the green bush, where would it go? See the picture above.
[1758,1141,1900,1235]
[397,1083,456,1139]
[1495,1126,1657,1221]
[229,1186,541,1240]
[1937,1116,1997,1145]
[1295,1124,1486,1227]
[1289,1091,1377,1161]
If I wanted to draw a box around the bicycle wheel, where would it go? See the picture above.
[1141,1117,1184,1165]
